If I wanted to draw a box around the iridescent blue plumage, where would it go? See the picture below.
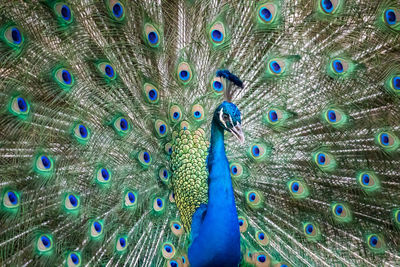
[188,101,243,266]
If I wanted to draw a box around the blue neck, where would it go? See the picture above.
[188,118,241,266]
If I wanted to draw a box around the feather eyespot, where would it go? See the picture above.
[257,3,277,24]
[96,167,111,184]
[52,3,74,24]
[36,234,54,254]
[209,21,227,46]
[170,105,182,123]
[287,179,309,199]
[177,62,193,84]
[144,24,161,47]
[170,221,184,236]
[245,190,263,209]
[366,234,385,253]
[255,230,269,246]
[312,149,336,172]
[9,96,30,118]
[238,215,248,232]
[143,83,159,104]
[331,202,352,223]
[116,236,128,252]
[191,104,205,121]
[210,76,225,95]
[106,0,125,21]
[376,131,399,152]
[54,67,75,89]
[97,62,116,81]
[34,154,54,176]
[155,120,168,138]
[72,123,90,144]
[138,150,152,168]
[64,193,80,212]
[303,222,321,241]
[3,25,24,48]
[384,8,399,28]
[111,115,130,136]
[66,252,81,267]
[2,190,20,210]
[159,167,170,184]
[90,220,104,239]
[356,171,380,193]
[161,242,176,259]
[230,162,243,178]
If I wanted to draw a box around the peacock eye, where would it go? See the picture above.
[116,236,128,252]
[36,234,54,254]
[67,252,81,267]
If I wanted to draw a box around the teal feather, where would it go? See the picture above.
[0,0,400,266]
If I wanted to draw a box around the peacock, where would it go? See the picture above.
[1,0,400,266]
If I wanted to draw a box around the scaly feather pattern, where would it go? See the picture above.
[1,0,400,266]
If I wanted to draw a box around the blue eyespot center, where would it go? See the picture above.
[292,182,299,192]
[112,3,123,18]
[380,133,389,146]
[119,237,126,247]
[321,0,333,13]
[396,212,400,222]
[17,97,27,112]
[61,70,72,84]
[173,112,180,120]
[194,111,201,118]
[168,148,172,154]
[182,257,186,263]
[362,174,370,185]
[68,194,78,207]
[252,145,260,157]
[105,64,114,78]
[170,260,178,267]
[335,205,343,215]
[231,166,238,175]
[159,124,166,134]
[79,125,88,138]
[211,29,223,42]
[258,232,265,240]
[143,152,150,163]
[179,70,189,81]
[393,77,400,90]
[41,236,51,247]
[61,5,71,21]
[306,224,314,234]
[370,236,378,247]
[238,219,243,226]
[41,156,51,169]
[173,223,181,230]
[70,253,79,264]
[164,245,172,253]
[163,170,168,179]
[385,9,396,25]
[11,28,21,44]
[101,168,109,180]
[128,192,135,203]
[156,198,163,208]
[94,222,102,232]
[148,31,158,44]
[270,61,281,73]
[213,81,223,91]
[257,255,266,263]
[317,153,326,165]
[269,110,278,122]
[249,192,256,202]
[120,118,128,131]
[260,7,272,21]
[327,110,336,122]
[7,191,18,205]
[333,60,344,73]
[148,89,157,100]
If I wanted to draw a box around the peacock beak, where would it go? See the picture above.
[229,123,245,144]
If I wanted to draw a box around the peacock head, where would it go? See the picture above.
[214,101,244,144]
